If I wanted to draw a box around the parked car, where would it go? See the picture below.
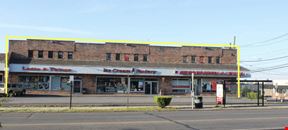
[0,83,26,97]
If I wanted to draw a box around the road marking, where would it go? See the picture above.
[3,116,288,127]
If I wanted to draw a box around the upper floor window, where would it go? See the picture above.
[38,50,43,58]
[182,56,188,63]
[143,54,148,62]
[199,56,204,64]
[116,53,121,61]
[208,56,212,64]
[124,54,129,61]
[48,51,53,59]
[134,54,139,61]
[216,57,221,64]
[106,53,111,61]
[68,52,73,59]
[28,50,33,58]
[58,51,63,59]
[191,56,196,63]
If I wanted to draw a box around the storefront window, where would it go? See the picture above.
[201,79,217,92]
[96,77,127,93]
[61,76,71,91]
[19,76,49,90]
[171,79,191,94]
[130,79,144,92]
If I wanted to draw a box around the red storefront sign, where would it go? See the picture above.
[22,67,72,72]
[175,70,249,77]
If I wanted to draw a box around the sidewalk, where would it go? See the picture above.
[1,104,288,113]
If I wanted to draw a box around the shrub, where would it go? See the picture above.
[247,92,258,99]
[153,96,172,108]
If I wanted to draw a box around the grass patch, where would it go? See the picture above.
[0,106,176,113]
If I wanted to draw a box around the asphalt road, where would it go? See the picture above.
[0,109,288,130]
[1,95,263,107]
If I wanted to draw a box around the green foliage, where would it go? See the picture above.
[247,92,258,99]
[241,87,252,97]
[153,96,172,108]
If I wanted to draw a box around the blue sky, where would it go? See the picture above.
[0,0,288,80]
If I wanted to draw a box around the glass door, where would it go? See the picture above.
[73,80,82,93]
[144,81,158,95]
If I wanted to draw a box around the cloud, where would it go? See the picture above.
[0,23,93,35]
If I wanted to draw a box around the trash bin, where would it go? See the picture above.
[194,96,203,108]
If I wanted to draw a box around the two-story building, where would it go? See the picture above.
[0,54,4,85]
[7,39,250,95]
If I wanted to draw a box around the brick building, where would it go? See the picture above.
[7,39,250,95]
[0,54,4,85]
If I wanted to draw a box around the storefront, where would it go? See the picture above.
[9,64,250,95]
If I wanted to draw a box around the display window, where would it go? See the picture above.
[171,79,191,94]
[130,78,144,93]
[96,77,128,93]
[19,76,49,90]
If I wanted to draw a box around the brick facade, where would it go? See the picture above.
[9,39,237,65]
[7,39,245,95]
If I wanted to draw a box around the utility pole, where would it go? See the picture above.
[191,73,194,110]
[233,36,236,45]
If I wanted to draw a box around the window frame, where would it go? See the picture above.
[134,54,139,62]
[143,54,148,62]
[208,56,213,64]
[106,53,111,61]
[58,51,64,59]
[216,56,221,64]
[68,52,73,60]
[38,50,44,58]
[191,55,196,63]
[48,51,53,59]
[182,56,188,63]
[115,53,121,61]
[124,54,129,61]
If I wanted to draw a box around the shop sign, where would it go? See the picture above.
[175,70,250,77]
[103,68,131,73]
[133,68,157,74]
[22,66,72,72]
[216,84,224,104]
[103,68,157,74]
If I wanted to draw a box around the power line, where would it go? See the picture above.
[241,33,288,47]
[249,62,288,72]
[251,65,288,73]
[241,55,288,62]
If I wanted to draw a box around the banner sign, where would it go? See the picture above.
[216,84,224,104]
[22,67,72,72]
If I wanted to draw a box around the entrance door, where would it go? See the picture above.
[73,80,82,93]
[144,81,158,94]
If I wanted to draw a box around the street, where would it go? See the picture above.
[0,109,287,130]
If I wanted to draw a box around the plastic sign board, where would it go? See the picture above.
[69,75,74,83]
[216,84,224,104]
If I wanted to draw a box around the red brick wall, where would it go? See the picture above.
[9,39,237,65]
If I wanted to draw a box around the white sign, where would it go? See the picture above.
[216,84,223,104]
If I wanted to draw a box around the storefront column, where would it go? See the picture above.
[127,76,131,93]
[49,76,52,91]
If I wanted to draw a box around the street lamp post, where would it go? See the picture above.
[191,73,194,110]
